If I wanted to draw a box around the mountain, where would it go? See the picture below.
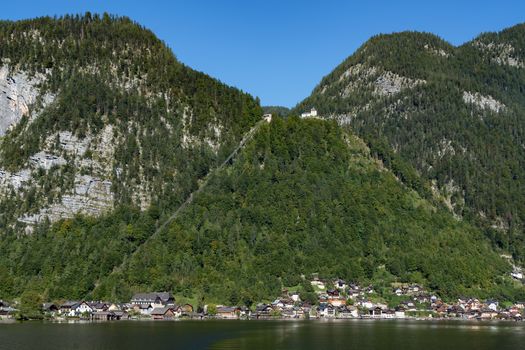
[93,117,517,303]
[295,25,525,262]
[0,14,261,231]
[0,15,523,305]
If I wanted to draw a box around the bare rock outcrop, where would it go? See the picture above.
[0,65,53,135]
[463,91,506,114]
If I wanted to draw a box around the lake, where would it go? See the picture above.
[0,319,524,349]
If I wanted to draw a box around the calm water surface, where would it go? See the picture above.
[0,319,524,349]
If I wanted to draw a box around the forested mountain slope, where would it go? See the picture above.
[0,15,523,305]
[2,117,520,304]
[295,25,525,261]
[92,117,522,304]
[0,14,261,232]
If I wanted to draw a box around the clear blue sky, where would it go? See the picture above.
[2,0,525,107]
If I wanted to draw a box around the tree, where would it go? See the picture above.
[18,290,44,320]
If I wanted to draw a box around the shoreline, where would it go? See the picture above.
[3,316,524,324]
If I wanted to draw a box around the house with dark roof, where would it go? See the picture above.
[87,302,109,312]
[151,306,176,320]
[255,304,273,318]
[0,303,17,317]
[131,292,174,308]
[59,301,81,316]
[133,303,154,315]
[42,303,59,315]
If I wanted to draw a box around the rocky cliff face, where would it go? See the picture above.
[0,64,52,135]
[0,68,116,228]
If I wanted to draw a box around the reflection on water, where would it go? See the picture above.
[0,320,524,350]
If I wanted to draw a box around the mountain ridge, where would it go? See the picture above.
[0,15,523,305]
[295,22,525,262]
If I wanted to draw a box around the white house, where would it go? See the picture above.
[360,300,374,309]
[486,300,499,311]
[318,304,336,318]
[333,279,347,290]
[69,302,93,316]
[291,293,301,302]
[301,108,318,118]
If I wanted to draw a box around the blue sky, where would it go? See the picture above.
[2,0,525,107]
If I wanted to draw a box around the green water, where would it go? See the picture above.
[0,319,524,349]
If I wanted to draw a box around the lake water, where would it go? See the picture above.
[0,319,524,349]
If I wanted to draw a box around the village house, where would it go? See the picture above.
[42,303,59,316]
[414,294,431,304]
[358,300,374,309]
[255,304,274,318]
[177,304,194,317]
[0,300,17,318]
[108,303,125,311]
[272,297,295,310]
[333,279,347,290]
[59,301,93,317]
[92,311,128,321]
[486,300,499,311]
[113,310,130,320]
[479,308,499,320]
[76,301,94,316]
[87,301,109,312]
[290,292,301,303]
[347,286,361,299]
[216,306,239,319]
[514,301,525,309]
[281,308,295,318]
[318,303,336,318]
[368,306,384,318]
[59,301,80,316]
[326,290,345,307]
[403,300,418,311]
[337,305,358,318]
[133,303,154,315]
[130,292,174,308]
[151,306,176,320]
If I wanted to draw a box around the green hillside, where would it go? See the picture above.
[295,26,525,262]
[98,118,520,303]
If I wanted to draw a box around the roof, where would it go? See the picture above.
[61,301,81,308]
[151,307,173,315]
[255,304,272,311]
[131,292,174,303]
[42,303,58,310]
[88,302,108,309]
[131,293,161,302]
